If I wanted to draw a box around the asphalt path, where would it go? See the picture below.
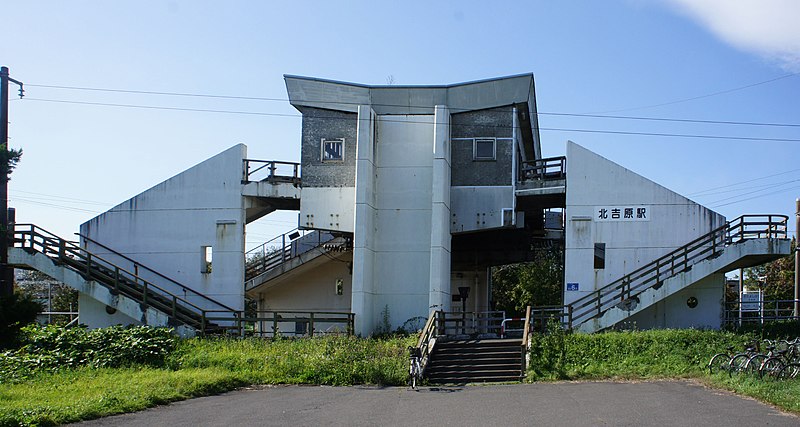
[72,380,798,426]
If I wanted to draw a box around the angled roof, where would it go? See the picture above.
[284,73,542,159]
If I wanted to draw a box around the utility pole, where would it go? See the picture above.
[794,198,799,319]
[0,66,24,297]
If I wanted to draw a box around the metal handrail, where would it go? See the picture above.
[245,229,336,281]
[243,159,301,184]
[520,156,566,181]
[416,309,440,375]
[13,223,212,329]
[201,309,355,337]
[520,306,532,375]
[77,232,236,312]
[538,214,788,330]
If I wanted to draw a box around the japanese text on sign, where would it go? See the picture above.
[594,206,650,222]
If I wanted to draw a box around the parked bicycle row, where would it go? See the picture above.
[707,338,800,380]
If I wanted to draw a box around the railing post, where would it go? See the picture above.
[309,312,315,337]
[172,295,177,318]
[568,305,574,330]
[142,282,148,308]
[596,290,602,317]
[114,267,120,293]
[201,311,206,335]
[272,312,279,339]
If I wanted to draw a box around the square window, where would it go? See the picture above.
[321,138,344,162]
[473,138,496,161]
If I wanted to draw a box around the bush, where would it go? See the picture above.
[0,324,177,383]
[527,328,752,380]
[723,320,800,339]
[0,292,42,349]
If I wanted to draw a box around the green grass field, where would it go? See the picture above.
[1,327,798,426]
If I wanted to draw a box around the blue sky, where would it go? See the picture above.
[3,1,799,249]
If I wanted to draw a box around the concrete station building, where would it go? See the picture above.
[13,74,790,336]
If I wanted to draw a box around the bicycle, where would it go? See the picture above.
[408,346,422,390]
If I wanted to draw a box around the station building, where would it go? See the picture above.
[13,74,790,336]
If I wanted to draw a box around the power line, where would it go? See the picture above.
[538,112,800,129]
[709,185,800,208]
[688,168,800,197]
[24,84,800,129]
[706,179,800,206]
[22,98,800,143]
[590,71,800,114]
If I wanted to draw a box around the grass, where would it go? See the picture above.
[0,367,245,427]
[526,328,800,415]
[0,334,414,426]
[1,328,799,425]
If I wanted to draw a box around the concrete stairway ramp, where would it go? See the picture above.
[245,229,349,291]
[425,339,524,384]
[566,215,791,333]
[9,224,235,335]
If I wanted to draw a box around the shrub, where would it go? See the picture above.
[0,324,177,383]
[0,292,42,349]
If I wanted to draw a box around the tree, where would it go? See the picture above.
[15,270,78,324]
[743,237,796,301]
[491,246,564,317]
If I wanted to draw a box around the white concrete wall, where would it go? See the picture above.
[624,274,724,329]
[299,187,355,232]
[429,105,452,312]
[370,114,435,332]
[79,144,248,327]
[351,106,377,335]
[257,256,352,312]
[563,141,726,328]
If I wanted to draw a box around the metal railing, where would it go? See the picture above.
[243,159,301,185]
[13,224,215,331]
[416,309,439,375]
[245,229,336,281]
[519,156,566,182]
[534,214,788,330]
[436,311,506,336]
[724,299,800,325]
[201,310,354,338]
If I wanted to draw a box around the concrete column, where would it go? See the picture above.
[429,105,452,312]
[351,106,377,335]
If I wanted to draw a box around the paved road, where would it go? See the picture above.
[73,380,798,426]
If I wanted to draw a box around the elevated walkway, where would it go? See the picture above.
[242,159,301,223]
[515,156,566,210]
[9,224,239,336]
[543,215,791,333]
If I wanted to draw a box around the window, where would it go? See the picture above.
[321,138,344,162]
[201,246,212,274]
[594,243,605,269]
[473,138,496,161]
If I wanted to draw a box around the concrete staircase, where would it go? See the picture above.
[9,224,237,335]
[565,215,791,333]
[425,339,524,384]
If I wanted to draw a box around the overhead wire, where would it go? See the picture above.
[22,83,800,129]
[20,97,800,143]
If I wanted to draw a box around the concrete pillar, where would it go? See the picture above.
[429,105,452,312]
[351,106,377,335]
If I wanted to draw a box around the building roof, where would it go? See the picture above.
[284,73,542,160]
